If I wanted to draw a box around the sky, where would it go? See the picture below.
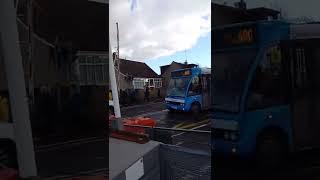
[214,0,320,21]
[110,0,211,74]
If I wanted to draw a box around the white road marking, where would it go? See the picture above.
[36,136,103,150]
[36,138,105,152]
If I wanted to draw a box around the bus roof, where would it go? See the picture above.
[290,23,320,40]
[212,20,287,31]
[171,67,211,74]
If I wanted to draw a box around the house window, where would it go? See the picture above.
[154,78,162,88]
[133,78,145,89]
[149,79,154,87]
[78,53,108,86]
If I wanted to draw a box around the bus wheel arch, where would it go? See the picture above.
[190,102,201,115]
[255,126,289,168]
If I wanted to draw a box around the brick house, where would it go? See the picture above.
[114,58,162,103]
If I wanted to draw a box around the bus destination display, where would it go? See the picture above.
[171,69,192,77]
[213,25,257,49]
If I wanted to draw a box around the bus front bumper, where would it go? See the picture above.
[165,102,186,111]
[212,139,251,158]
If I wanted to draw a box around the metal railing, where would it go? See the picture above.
[123,124,211,153]
[159,144,211,180]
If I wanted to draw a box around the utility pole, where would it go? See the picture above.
[27,0,34,107]
[0,0,37,177]
[116,22,120,91]
[109,29,122,123]
[184,49,188,64]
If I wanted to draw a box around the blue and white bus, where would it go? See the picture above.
[165,67,211,114]
[212,20,320,166]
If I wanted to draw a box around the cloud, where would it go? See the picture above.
[110,0,211,61]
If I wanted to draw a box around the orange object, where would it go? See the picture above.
[123,117,156,134]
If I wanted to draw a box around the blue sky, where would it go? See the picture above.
[146,33,211,74]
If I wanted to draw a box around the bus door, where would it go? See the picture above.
[201,74,211,109]
[281,39,320,148]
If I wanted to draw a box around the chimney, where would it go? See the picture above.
[234,0,246,9]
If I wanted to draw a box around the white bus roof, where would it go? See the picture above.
[290,23,320,39]
[201,68,211,75]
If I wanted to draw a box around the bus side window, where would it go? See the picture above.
[246,45,286,110]
[188,76,202,96]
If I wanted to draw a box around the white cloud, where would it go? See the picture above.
[110,0,211,61]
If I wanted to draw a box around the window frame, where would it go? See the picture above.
[77,52,108,86]
[187,75,202,96]
[246,45,287,110]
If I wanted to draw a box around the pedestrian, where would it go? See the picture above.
[144,85,150,102]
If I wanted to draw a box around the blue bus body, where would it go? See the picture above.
[165,67,211,113]
[211,20,320,157]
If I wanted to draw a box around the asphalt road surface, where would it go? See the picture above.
[122,101,211,153]
[35,137,107,179]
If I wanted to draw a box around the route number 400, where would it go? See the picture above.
[238,29,254,43]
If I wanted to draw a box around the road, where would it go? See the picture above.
[122,101,211,153]
[35,101,210,178]
[35,137,107,179]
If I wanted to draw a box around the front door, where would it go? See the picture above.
[281,39,320,148]
[201,75,211,109]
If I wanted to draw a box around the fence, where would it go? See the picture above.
[127,125,212,153]
[159,144,211,180]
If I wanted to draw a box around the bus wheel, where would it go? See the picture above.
[256,132,287,170]
[191,103,201,116]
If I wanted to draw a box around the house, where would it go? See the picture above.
[0,0,108,131]
[114,57,162,103]
[213,2,280,26]
[160,61,197,96]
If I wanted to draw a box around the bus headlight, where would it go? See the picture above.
[224,131,238,141]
